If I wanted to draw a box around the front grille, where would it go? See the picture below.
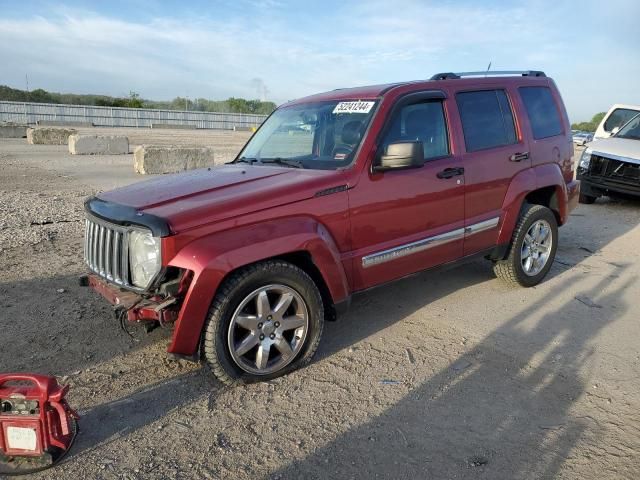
[589,155,640,185]
[84,216,131,287]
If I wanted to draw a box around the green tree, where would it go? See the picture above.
[571,112,606,132]
[0,84,276,114]
[126,91,144,108]
[28,88,55,103]
[591,112,606,125]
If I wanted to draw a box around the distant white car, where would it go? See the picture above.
[594,103,640,139]
[572,132,593,146]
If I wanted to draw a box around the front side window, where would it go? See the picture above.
[615,113,640,140]
[237,100,377,170]
[381,100,449,159]
[456,90,517,152]
[604,108,640,132]
[519,86,563,139]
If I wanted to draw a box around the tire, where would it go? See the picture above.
[579,193,597,204]
[203,260,324,385]
[493,204,558,288]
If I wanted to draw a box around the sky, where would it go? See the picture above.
[0,0,638,122]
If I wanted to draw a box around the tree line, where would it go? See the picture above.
[571,112,606,132]
[0,85,276,115]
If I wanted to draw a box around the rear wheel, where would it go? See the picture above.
[203,260,324,385]
[579,193,597,204]
[493,204,558,287]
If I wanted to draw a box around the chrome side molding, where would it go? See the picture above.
[362,216,500,268]
[464,216,500,235]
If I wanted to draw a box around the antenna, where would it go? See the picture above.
[486,62,492,77]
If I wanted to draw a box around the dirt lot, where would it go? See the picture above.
[1,132,639,479]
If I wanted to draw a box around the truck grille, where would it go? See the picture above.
[84,217,131,286]
[589,155,640,185]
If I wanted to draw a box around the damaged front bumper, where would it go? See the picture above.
[81,273,180,327]
[578,154,640,198]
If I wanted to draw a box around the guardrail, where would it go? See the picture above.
[0,101,268,130]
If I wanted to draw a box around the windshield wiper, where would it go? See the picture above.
[260,157,304,169]
[234,157,259,164]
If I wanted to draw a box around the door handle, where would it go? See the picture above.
[509,152,529,162]
[436,167,464,179]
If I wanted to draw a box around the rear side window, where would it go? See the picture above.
[456,90,517,152]
[519,86,563,139]
[604,108,640,132]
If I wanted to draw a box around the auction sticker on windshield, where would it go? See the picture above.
[333,101,375,114]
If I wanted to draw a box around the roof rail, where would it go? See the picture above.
[430,70,546,80]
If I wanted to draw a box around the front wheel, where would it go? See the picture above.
[579,193,597,204]
[493,204,558,287]
[203,260,324,385]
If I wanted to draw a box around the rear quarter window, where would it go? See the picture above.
[456,90,517,152]
[519,86,563,139]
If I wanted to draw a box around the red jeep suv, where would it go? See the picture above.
[83,70,580,384]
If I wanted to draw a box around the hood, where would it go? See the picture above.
[588,137,640,165]
[98,164,345,232]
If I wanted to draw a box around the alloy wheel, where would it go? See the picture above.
[227,284,309,375]
[521,219,553,276]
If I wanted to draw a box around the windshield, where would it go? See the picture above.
[236,100,377,170]
[615,113,640,140]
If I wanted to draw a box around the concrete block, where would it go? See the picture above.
[0,124,28,138]
[27,127,77,145]
[134,145,215,174]
[68,134,129,155]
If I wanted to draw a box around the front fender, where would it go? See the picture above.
[497,163,569,245]
[166,217,349,355]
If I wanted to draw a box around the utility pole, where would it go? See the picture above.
[25,74,29,92]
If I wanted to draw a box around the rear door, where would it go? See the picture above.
[518,84,572,174]
[453,88,531,255]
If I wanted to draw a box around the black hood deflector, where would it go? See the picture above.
[85,197,171,237]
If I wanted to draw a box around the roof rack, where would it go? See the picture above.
[430,70,546,80]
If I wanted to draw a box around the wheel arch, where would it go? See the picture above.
[497,163,569,250]
[524,185,562,224]
[274,251,339,322]
[165,217,350,356]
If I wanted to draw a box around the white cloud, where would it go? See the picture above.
[0,0,638,119]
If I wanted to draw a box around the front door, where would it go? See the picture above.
[348,97,465,291]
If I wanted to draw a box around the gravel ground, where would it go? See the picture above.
[1,135,639,479]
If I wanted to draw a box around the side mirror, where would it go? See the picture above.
[610,126,620,136]
[374,141,425,172]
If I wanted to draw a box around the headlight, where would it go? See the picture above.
[579,148,592,170]
[128,230,161,289]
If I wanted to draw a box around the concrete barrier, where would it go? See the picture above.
[134,145,215,174]
[27,127,77,145]
[0,124,28,138]
[233,126,257,132]
[151,123,196,130]
[37,120,94,127]
[68,134,129,155]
